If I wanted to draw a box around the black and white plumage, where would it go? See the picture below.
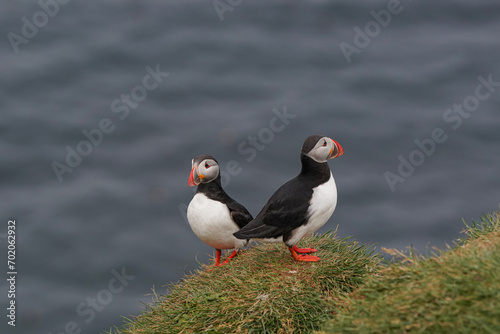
[187,155,253,266]
[233,135,344,262]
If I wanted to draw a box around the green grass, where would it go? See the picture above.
[320,211,500,334]
[107,231,380,334]
[108,211,500,334]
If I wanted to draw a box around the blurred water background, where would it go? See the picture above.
[1,0,499,333]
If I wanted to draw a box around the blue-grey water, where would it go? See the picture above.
[1,0,499,333]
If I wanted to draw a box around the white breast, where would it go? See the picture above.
[287,173,337,246]
[187,193,248,250]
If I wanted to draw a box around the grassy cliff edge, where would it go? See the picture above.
[109,211,500,334]
[320,211,500,333]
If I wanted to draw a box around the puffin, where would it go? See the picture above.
[233,135,344,262]
[187,155,253,266]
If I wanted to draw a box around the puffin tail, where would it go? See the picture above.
[233,230,247,240]
[233,223,282,240]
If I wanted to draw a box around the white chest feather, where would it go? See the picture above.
[287,173,337,246]
[187,193,247,250]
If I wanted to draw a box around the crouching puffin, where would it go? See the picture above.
[187,155,253,266]
[233,135,344,262]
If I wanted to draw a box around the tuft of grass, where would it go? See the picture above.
[461,211,500,241]
[108,231,380,334]
[320,211,500,334]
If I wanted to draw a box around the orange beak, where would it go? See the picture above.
[329,139,344,159]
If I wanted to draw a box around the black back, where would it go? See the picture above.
[233,154,331,242]
[196,173,253,229]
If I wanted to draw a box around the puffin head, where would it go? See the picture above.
[301,135,344,163]
[188,155,220,187]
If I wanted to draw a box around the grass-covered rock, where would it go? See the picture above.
[109,210,500,334]
[320,211,500,334]
[109,231,379,333]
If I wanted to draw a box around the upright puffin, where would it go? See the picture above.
[187,155,253,266]
[233,135,344,262]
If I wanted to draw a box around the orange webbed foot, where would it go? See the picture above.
[292,245,318,254]
[289,246,320,262]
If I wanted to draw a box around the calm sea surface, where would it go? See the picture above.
[1,0,499,333]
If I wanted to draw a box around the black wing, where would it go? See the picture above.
[226,200,253,229]
[234,178,313,239]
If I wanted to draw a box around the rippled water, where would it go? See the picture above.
[1,0,499,333]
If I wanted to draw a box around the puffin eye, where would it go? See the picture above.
[322,141,327,147]
[205,162,210,168]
